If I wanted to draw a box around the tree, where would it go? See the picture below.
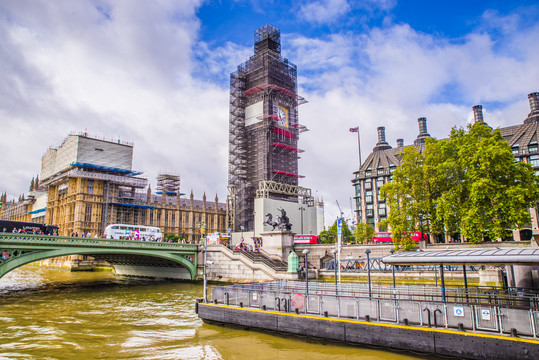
[380,145,431,250]
[319,219,355,244]
[353,221,374,244]
[381,121,539,245]
[164,233,180,242]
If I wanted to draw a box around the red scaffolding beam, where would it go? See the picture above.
[272,142,304,153]
[272,170,305,178]
[273,127,294,138]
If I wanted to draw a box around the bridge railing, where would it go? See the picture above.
[210,280,539,338]
[0,233,198,250]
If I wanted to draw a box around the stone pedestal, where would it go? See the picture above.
[260,231,294,262]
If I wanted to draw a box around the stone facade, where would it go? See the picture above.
[1,133,227,242]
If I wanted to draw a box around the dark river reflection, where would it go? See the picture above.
[0,266,436,359]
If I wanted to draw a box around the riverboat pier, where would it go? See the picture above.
[197,280,539,359]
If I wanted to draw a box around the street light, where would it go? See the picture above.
[298,205,305,234]
[332,248,338,295]
[302,249,310,294]
[199,221,207,302]
[365,248,372,298]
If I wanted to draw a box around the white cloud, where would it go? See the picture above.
[0,0,230,203]
[299,0,351,24]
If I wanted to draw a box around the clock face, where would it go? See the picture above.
[275,106,287,126]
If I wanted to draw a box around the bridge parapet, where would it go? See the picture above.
[0,233,199,280]
[0,233,198,250]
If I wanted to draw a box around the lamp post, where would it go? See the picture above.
[298,205,305,234]
[365,248,372,298]
[332,248,338,295]
[199,222,207,302]
[302,249,310,294]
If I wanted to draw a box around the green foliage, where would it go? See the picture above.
[353,221,374,244]
[319,219,355,244]
[164,233,180,241]
[381,121,539,245]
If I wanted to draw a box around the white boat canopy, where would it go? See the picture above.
[381,248,539,265]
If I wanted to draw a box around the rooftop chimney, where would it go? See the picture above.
[524,92,539,124]
[396,139,404,148]
[414,117,431,146]
[529,92,539,115]
[373,126,392,151]
[378,127,386,143]
[473,105,484,123]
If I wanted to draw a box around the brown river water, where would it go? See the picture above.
[0,266,438,359]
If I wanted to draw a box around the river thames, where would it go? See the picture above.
[0,266,436,359]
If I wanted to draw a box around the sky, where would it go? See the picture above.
[1,0,538,227]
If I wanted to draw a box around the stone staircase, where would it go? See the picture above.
[238,251,288,272]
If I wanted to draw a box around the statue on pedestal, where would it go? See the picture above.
[264,208,292,231]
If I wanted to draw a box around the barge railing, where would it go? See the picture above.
[209,280,539,338]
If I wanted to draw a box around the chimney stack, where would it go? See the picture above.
[473,105,484,122]
[529,92,539,115]
[414,117,431,146]
[373,126,392,151]
[525,92,539,124]
[418,117,428,135]
[396,139,404,148]
[377,127,386,143]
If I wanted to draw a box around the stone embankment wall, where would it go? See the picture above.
[293,241,532,269]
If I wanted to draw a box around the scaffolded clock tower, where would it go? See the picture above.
[227,25,310,232]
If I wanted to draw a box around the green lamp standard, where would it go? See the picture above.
[199,221,208,302]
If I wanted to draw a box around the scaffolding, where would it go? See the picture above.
[157,173,181,195]
[227,25,309,232]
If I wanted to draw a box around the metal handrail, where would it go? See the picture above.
[209,281,539,338]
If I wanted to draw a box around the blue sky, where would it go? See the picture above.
[1,0,538,225]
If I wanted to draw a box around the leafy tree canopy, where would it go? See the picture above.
[353,221,374,244]
[381,121,539,246]
[319,219,355,244]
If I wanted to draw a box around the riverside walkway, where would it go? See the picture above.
[198,280,539,360]
[0,233,198,279]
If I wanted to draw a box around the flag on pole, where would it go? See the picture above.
[349,127,358,132]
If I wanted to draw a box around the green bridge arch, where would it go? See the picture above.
[0,234,199,280]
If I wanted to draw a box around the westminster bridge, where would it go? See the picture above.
[0,233,199,280]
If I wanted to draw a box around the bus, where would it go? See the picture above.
[0,220,58,235]
[372,231,427,243]
[103,224,163,241]
[293,234,320,244]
